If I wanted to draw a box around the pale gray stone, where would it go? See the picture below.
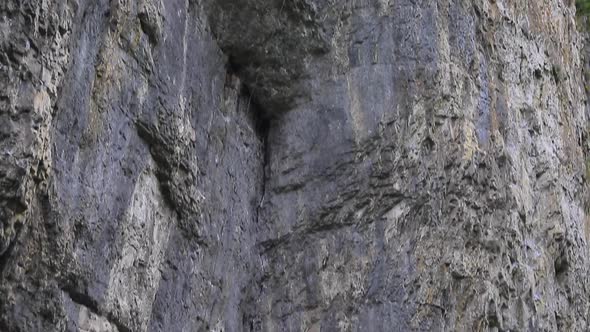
[0,0,588,331]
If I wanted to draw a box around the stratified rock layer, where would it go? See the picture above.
[0,0,589,331]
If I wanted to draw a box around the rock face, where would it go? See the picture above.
[0,0,589,331]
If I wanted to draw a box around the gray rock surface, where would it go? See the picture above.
[0,0,589,331]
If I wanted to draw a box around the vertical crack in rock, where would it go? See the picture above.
[254,103,271,225]
[227,57,273,225]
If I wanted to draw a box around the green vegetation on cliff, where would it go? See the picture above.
[579,0,590,16]
[578,0,590,28]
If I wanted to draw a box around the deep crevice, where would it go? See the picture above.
[230,57,273,224]
[61,285,100,314]
[247,86,271,224]
[61,285,132,332]
[256,118,270,224]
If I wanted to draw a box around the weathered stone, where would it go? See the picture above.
[0,0,588,331]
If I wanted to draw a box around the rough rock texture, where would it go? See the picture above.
[0,0,589,331]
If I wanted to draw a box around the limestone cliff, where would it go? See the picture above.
[0,0,589,331]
